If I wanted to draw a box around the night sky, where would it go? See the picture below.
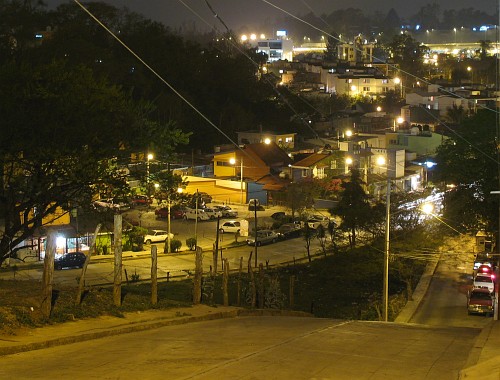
[46,0,497,31]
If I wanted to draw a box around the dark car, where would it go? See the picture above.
[54,252,87,270]
[276,223,302,240]
[271,212,286,220]
[155,206,186,219]
[131,195,151,206]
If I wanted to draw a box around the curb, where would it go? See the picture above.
[0,308,313,357]
[394,253,441,323]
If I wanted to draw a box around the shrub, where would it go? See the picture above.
[186,237,197,250]
[169,239,182,253]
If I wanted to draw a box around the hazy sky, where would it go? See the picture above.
[46,1,498,31]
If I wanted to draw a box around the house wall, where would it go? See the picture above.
[213,151,268,182]
[387,132,446,156]
[183,176,246,205]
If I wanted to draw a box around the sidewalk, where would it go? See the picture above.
[0,305,310,357]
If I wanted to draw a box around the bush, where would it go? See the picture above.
[186,237,197,250]
[169,239,182,253]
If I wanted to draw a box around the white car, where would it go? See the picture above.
[183,208,210,221]
[214,205,238,218]
[219,220,241,234]
[306,215,335,229]
[144,230,174,245]
[473,273,495,293]
[93,198,130,211]
[203,208,222,219]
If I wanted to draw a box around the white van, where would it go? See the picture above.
[183,208,210,221]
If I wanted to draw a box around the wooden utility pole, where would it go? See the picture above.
[193,246,203,304]
[113,214,123,307]
[41,230,56,318]
[76,224,101,304]
[223,258,229,306]
[151,245,158,305]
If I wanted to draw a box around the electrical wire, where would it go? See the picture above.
[261,0,500,165]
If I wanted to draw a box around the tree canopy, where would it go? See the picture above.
[434,110,499,235]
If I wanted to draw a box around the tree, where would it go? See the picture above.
[283,179,321,217]
[0,60,181,265]
[151,171,190,206]
[385,33,428,85]
[331,169,373,247]
[324,31,340,62]
[434,109,499,235]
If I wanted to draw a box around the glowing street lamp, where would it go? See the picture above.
[146,153,154,198]
[166,187,183,254]
[376,155,390,321]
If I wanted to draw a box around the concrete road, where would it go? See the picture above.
[0,317,479,380]
[410,241,491,329]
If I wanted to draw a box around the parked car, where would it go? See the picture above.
[54,252,87,270]
[144,230,174,245]
[190,192,212,207]
[473,273,495,293]
[246,230,278,246]
[204,207,222,219]
[213,205,238,218]
[276,223,302,240]
[184,208,210,221]
[476,264,494,278]
[271,212,286,220]
[468,288,494,315]
[219,220,242,234]
[306,215,335,229]
[248,198,264,211]
[93,198,130,211]
[155,206,186,219]
[131,195,151,206]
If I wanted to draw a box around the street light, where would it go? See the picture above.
[394,77,402,98]
[146,153,154,198]
[167,187,183,254]
[229,157,244,204]
[467,66,474,86]
[377,155,390,322]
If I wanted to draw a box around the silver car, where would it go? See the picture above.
[246,230,278,246]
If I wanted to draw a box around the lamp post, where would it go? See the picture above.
[377,155,390,322]
[146,153,154,198]
[166,187,183,254]
[394,77,402,98]
[230,157,244,204]
[467,66,474,86]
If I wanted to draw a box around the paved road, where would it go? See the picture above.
[410,240,492,329]
[0,317,479,380]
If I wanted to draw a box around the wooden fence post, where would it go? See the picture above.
[289,275,295,308]
[223,258,229,306]
[193,246,203,304]
[76,224,101,304]
[41,230,56,318]
[151,245,158,305]
[258,263,264,309]
[248,251,256,308]
[237,256,243,306]
[113,214,122,307]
